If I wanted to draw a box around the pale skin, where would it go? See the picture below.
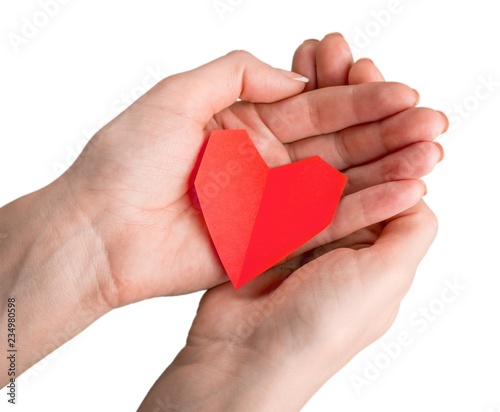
[0,33,446,409]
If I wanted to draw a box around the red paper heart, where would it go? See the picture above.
[194,129,347,288]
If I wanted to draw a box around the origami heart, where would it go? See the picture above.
[194,129,347,288]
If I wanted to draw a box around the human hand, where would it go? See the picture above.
[288,33,447,255]
[60,37,446,307]
[139,199,437,411]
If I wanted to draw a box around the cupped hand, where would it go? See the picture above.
[139,199,438,411]
[63,34,446,307]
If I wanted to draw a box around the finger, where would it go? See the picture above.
[316,33,354,87]
[140,50,308,126]
[343,141,443,194]
[233,259,301,297]
[257,82,419,143]
[284,201,435,354]
[349,58,385,84]
[360,199,438,297]
[288,107,448,169]
[302,226,382,263]
[291,39,320,92]
[292,179,426,256]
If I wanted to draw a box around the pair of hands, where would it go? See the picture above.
[0,33,446,410]
[68,34,444,300]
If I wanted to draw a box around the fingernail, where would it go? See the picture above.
[358,58,384,81]
[375,70,384,82]
[433,142,445,162]
[412,89,420,105]
[292,76,310,83]
[437,110,450,133]
[324,32,345,40]
[276,68,310,83]
[420,180,428,196]
[369,60,384,82]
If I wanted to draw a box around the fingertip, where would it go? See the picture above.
[412,88,420,106]
[436,110,450,133]
[355,82,422,122]
[275,68,310,83]
[349,58,385,84]
[433,141,445,162]
[292,40,320,91]
[316,32,353,87]
[419,179,428,196]
[302,38,320,44]
[322,32,346,41]
[393,83,421,109]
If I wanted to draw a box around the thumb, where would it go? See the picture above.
[140,50,309,125]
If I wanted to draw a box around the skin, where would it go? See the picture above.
[0,32,446,408]
[139,34,444,411]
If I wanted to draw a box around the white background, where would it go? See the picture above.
[1,0,499,411]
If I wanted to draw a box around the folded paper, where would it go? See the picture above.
[194,129,347,288]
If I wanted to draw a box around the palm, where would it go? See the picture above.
[186,226,375,351]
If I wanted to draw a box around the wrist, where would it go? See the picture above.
[139,340,329,411]
[0,177,115,386]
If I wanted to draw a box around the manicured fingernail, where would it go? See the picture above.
[433,142,445,162]
[292,76,310,83]
[437,110,450,133]
[276,68,310,83]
